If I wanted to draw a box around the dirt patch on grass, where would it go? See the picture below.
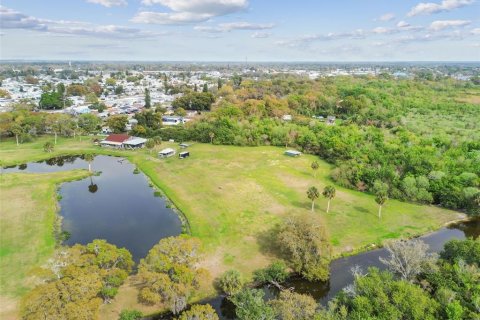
[456,95,480,104]
[0,296,19,320]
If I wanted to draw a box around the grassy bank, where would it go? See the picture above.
[0,136,463,319]
[0,170,90,319]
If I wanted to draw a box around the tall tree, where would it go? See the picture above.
[230,288,275,320]
[78,113,101,135]
[10,123,23,146]
[375,191,388,219]
[307,186,320,212]
[373,181,389,219]
[177,304,219,320]
[106,115,128,133]
[144,88,151,109]
[218,270,243,297]
[379,239,435,281]
[277,215,331,281]
[138,236,207,315]
[145,139,155,154]
[322,185,336,213]
[269,291,317,320]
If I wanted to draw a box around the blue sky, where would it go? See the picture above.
[1,0,479,61]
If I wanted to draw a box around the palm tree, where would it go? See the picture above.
[311,161,319,178]
[84,153,94,173]
[88,175,98,193]
[375,191,388,219]
[43,141,54,153]
[307,186,320,212]
[322,185,336,213]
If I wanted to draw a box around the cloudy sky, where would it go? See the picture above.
[1,0,479,61]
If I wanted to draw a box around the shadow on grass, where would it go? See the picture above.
[291,200,311,211]
[255,223,287,260]
[353,206,369,213]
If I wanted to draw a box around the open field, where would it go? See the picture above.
[0,136,464,318]
[0,170,90,319]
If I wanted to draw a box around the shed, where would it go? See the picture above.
[179,151,190,159]
[285,150,302,157]
[158,148,176,158]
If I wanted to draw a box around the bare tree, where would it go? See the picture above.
[379,239,436,282]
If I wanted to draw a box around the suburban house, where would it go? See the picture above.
[100,134,147,149]
[162,116,186,126]
[158,148,176,158]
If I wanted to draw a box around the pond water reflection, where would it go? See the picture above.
[4,155,182,262]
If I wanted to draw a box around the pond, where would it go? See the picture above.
[3,155,183,262]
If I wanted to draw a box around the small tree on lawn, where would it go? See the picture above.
[307,186,320,212]
[43,141,54,153]
[322,185,336,213]
[311,161,319,178]
[11,123,23,146]
[145,139,155,154]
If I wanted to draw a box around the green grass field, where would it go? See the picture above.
[0,170,89,319]
[0,136,464,318]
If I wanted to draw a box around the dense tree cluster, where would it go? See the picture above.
[21,240,134,320]
[138,236,209,315]
[172,92,215,111]
[0,110,93,144]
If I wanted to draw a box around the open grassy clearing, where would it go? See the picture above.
[0,136,464,318]
[0,170,90,319]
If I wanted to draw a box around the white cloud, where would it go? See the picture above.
[397,21,410,28]
[86,0,127,7]
[0,6,160,39]
[471,28,480,35]
[133,0,248,25]
[276,29,367,48]
[408,0,475,17]
[372,27,393,34]
[131,11,212,24]
[429,20,471,31]
[377,13,395,22]
[251,32,271,38]
[194,21,274,33]
[0,6,48,30]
